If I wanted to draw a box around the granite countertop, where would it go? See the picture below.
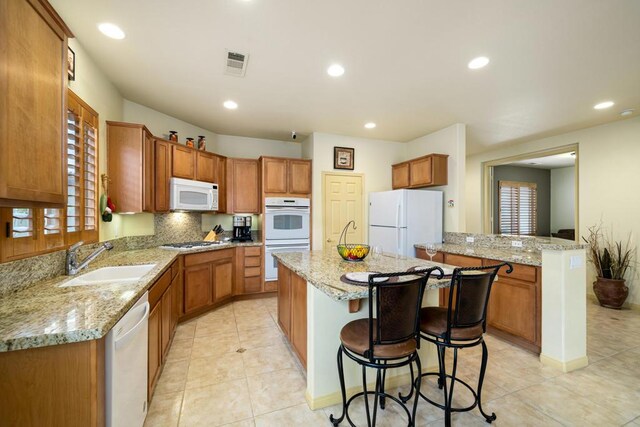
[415,243,543,267]
[273,250,452,301]
[0,241,262,353]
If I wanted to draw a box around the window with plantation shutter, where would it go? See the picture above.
[43,209,62,235]
[67,108,81,233]
[499,181,537,236]
[83,121,97,231]
[11,208,34,238]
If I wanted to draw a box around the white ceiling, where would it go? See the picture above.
[51,0,640,154]
[509,152,575,170]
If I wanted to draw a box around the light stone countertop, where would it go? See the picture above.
[273,250,453,301]
[0,241,262,352]
[415,243,543,267]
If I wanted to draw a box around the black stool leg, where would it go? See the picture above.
[329,346,347,426]
[437,345,446,389]
[411,355,422,427]
[363,364,372,427]
[379,360,387,409]
[443,347,459,427]
[372,368,381,426]
[478,340,496,423]
[399,356,415,403]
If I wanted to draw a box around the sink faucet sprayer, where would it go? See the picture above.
[66,241,114,276]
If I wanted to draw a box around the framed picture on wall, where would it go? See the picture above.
[334,146,354,170]
[67,47,76,81]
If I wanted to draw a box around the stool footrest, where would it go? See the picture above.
[416,372,479,413]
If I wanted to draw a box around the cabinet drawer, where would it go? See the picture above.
[443,253,483,268]
[484,259,537,283]
[185,249,233,267]
[149,268,172,307]
[243,276,262,293]
[244,267,261,278]
[245,256,261,267]
[264,280,277,292]
[245,246,262,257]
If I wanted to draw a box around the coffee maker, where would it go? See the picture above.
[232,215,252,242]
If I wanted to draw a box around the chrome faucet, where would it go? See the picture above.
[66,241,114,276]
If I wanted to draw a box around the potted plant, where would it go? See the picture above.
[583,224,636,309]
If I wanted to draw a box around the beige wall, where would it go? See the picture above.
[466,116,640,304]
[67,39,125,241]
[406,124,466,232]
[550,166,576,233]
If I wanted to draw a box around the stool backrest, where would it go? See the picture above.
[446,262,512,340]
[366,267,443,359]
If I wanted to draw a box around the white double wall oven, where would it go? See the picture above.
[264,197,311,282]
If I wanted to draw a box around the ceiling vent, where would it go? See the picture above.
[225,50,249,77]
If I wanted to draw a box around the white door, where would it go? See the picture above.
[369,226,408,256]
[369,190,406,227]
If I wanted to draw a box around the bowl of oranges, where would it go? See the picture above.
[337,244,370,262]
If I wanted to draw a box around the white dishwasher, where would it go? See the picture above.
[105,291,149,427]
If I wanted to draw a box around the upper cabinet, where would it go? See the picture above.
[107,121,155,213]
[172,145,196,180]
[154,139,172,213]
[391,154,448,189]
[260,157,312,197]
[225,159,259,214]
[0,0,73,207]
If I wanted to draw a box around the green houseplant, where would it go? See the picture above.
[583,224,636,309]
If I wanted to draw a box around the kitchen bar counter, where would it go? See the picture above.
[417,242,542,266]
[273,250,451,301]
[0,240,261,352]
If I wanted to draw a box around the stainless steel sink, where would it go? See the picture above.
[59,264,157,287]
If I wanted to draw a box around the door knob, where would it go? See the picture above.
[326,238,332,242]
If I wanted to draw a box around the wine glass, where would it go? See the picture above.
[373,245,383,259]
[426,243,437,262]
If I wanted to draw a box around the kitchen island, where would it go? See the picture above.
[273,250,452,409]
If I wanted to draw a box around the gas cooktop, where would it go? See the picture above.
[160,241,230,250]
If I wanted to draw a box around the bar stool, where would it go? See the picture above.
[410,262,512,427]
[329,267,443,427]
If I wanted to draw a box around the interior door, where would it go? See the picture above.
[323,173,364,251]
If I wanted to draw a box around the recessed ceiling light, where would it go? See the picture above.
[468,56,490,69]
[223,100,238,110]
[327,64,345,77]
[621,108,635,116]
[364,122,376,129]
[98,23,125,40]
[593,101,614,110]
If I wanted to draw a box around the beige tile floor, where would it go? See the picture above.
[144,297,640,426]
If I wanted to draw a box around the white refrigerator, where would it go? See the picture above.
[368,189,443,257]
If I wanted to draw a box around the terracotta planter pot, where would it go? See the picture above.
[593,277,628,309]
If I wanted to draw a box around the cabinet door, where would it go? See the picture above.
[143,131,155,212]
[291,272,307,368]
[277,264,292,337]
[392,163,410,189]
[161,288,172,360]
[148,302,161,398]
[410,156,432,187]
[288,160,312,194]
[154,140,171,212]
[0,0,68,206]
[172,145,196,179]
[171,271,181,329]
[213,259,233,302]
[216,156,227,212]
[196,151,217,183]
[263,158,288,194]
[487,278,538,344]
[184,264,211,314]
[233,159,259,213]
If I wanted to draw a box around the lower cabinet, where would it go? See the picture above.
[148,302,162,398]
[183,249,234,316]
[417,249,542,353]
[235,246,265,295]
[277,263,307,368]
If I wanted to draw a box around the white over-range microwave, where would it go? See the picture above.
[170,177,218,211]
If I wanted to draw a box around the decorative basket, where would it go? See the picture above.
[336,220,369,261]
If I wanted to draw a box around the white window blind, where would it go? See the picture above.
[499,180,537,236]
[83,121,97,231]
[11,208,33,238]
[66,108,81,233]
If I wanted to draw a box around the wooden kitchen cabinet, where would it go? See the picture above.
[225,159,259,213]
[147,301,161,398]
[276,263,307,368]
[0,0,73,207]
[235,246,264,295]
[172,145,196,180]
[161,288,172,358]
[154,139,172,212]
[391,154,448,189]
[183,249,235,317]
[107,121,155,213]
[484,259,541,353]
[196,151,216,183]
[261,157,312,197]
[171,258,183,327]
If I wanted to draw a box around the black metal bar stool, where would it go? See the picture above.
[408,262,512,427]
[329,267,443,427]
